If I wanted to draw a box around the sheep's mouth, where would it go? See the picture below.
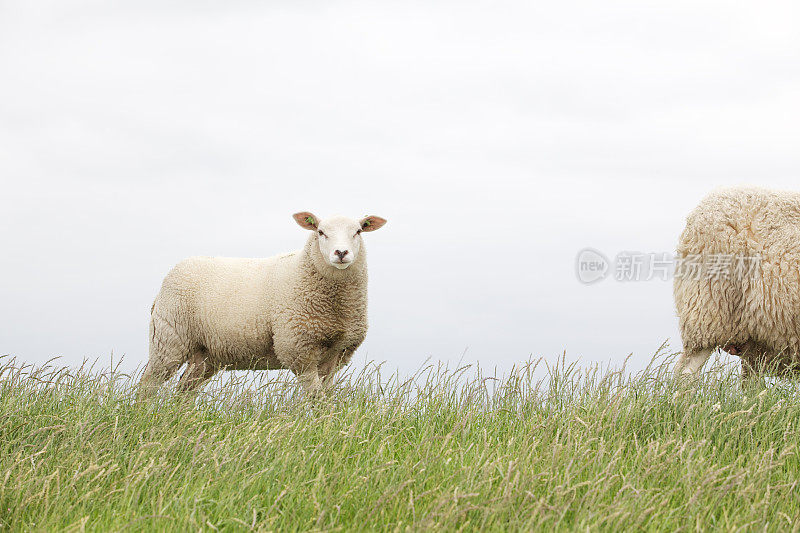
[332,259,352,269]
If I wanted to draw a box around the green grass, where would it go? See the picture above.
[2,350,800,532]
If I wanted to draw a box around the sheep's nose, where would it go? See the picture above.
[335,249,349,260]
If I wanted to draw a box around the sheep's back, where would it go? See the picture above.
[154,255,291,361]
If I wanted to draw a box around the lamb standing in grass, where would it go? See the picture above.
[139,212,387,397]
[674,187,800,382]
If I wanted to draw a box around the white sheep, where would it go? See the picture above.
[674,186,800,382]
[138,212,387,397]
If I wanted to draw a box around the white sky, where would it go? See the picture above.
[1,0,799,377]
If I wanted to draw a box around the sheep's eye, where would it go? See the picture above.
[318,230,325,237]
[355,229,362,236]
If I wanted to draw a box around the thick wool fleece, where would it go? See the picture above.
[141,234,369,393]
[675,186,800,376]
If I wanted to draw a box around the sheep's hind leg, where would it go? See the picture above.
[177,351,217,393]
[740,356,761,390]
[138,315,191,400]
[137,357,183,400]
[674,348,713,379]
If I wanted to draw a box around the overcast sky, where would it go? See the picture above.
[1,0,799,378]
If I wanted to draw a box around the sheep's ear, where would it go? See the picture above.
[293,212,319,230]
[359,215,387,232]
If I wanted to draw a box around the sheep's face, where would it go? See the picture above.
[293,212,387,270]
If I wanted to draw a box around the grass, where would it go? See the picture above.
[2,349,800,532]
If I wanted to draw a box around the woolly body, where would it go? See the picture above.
[140,214,385,395]
[674,187,800,379]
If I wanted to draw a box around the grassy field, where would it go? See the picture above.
[2,350,800,532]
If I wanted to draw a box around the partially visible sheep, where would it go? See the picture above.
[674,187,800,382]
[139,212,387,397]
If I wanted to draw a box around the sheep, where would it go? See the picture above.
[138,212,387,397]
[674,186,800,383]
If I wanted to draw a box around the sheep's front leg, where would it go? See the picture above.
[319,356,343,391]
[296,366,323,398]
[318,345,357,391]
[275,335,328,399]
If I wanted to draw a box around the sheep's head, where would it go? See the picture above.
[293,212,387,270]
